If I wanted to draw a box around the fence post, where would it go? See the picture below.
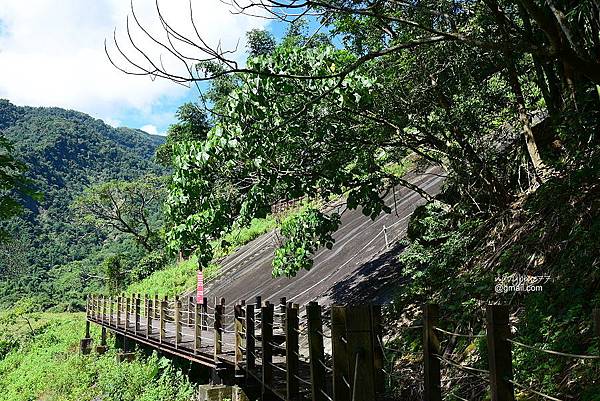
[286,304,300,401]
[188,295,194,325]
[90,294,94,319]
[371,305,385,394]
[594,309,600,367]
[125,295,131,332]
[214,298,223,356]
[147,295,153,337]
[116,295,122,327]
[423,303,441,401]
[109,296,114,327]
[346,305,377,401]
[332,306,350,401]
[245,304,256,371]
[102,295,108,323]
[94,295,98,319]
[234,302,245,380]
[307,302,326,401]
[135,295,141,333]
[159,299,166,344]
[262,302,274,400]
[202,297,208,330]
[194,300,202,353]
[154,294,159,319]
[486,305,515,401]
[175,297,182,348]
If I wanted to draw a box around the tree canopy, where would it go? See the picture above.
[107,0,600,276]
[72,175,166,252]
[0,135,37,242]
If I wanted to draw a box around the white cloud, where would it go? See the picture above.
[140,124,162,136]
[0,0,267,124]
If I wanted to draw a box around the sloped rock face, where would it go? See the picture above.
[197,166,443,308]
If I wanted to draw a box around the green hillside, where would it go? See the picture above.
[0,100,166,310]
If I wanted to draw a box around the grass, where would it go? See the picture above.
[125,257,219,297]
[0,312,195,401]
[382,155,415,178]
[125,216,279,297]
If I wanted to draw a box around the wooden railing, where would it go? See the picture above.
[86,293,383,401]
[86,296,600,401]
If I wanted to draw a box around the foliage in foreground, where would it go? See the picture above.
[0,312,195,401]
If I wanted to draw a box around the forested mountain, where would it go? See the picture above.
[0,99,165,309]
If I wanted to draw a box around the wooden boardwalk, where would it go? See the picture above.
[86,294,346,401]
[86,295,600,401]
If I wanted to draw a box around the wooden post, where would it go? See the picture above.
[194,300,202,353]
[102,295,107,324]
[307,302,326,401]
[188,296,194,325]
[109,296,114,326]
[202,297,208,330]
[125,295,131,332]
[346,305,377,401]
[101,326,107,346]
[371,305,385,394]
[262,302,274,400]
[95,294,99,321]
[159,300,166,344]
[423,304,441,401]
[175,297,182,348]
[116,296,122,328]
[286,304,300,401]
[135,296,141,333]
[486,305,515,401]
[89,295,93,319]
[214,299,223,356]
[245,304,256,371]
[332,306,350,401]
[234,302,245,380]
[89,294,94,319]
[154,294,159,319]
[594,309,600,369]
[143,294,148,319]
[147,295,153,337]
[85,320,91,338]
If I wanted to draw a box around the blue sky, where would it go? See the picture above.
[0,0,274,136]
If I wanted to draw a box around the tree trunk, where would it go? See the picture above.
[506,63,548,182]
